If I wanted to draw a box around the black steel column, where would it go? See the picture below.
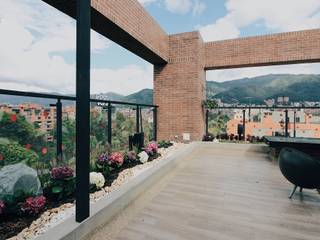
[205,109,209,134]
[153,107,157,141]
[242,109,246,141]
[75,0,91,223]
[107,103,112,145]
[293,110,296,138]
[136,105,140,133]
[285,109,289,137]
[56,99,63,162]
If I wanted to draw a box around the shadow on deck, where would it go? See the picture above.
[90,143,320,240]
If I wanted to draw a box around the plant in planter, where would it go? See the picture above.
[46,166,75,200]
[89,172,105,192]
[203,99,218,109]
[158,140,173,149]
[138,151,149,164]
[108,152,124,168]
[21,195,46,215]
[96,153,110,177]
[145,142,159,160]
[124,151,139,164]
[202,133,215,142]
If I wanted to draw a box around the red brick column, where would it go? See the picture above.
[154,32,206,141]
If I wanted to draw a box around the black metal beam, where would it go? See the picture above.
[153,107,157,141]
[56,99,63,162]
[107,103,112,145]
[75,0,91,223]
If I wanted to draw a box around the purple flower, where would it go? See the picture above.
[126,151,137,161]
[51,166,74,180]
[97,153,109,166]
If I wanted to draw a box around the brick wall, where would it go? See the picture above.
[205,29,320,70]
[154,32,206,141]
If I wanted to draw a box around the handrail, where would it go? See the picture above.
[0,89,158,108]
[206,106,320,110]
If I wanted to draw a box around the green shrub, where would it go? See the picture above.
[0,140,39,168]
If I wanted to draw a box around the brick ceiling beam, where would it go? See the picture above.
[41,0,169,65]
[204,29,320,70]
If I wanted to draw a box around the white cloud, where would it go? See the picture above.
[0,0,154,95]
[139,0,206,15]
[192,0,206,16]
[199,0,320,41]
[91,65,153,95]
[207,63,320,82]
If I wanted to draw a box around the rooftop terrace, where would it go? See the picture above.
[89,143,320,240]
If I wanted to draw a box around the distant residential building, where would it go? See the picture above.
[227,109,320,138]
[0,103,56,141]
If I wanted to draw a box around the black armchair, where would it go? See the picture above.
[279,147,320,199]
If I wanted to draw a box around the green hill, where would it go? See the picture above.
[1,74,320,106]
[208,74,320,104]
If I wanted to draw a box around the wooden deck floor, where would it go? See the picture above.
[91,143,320,240]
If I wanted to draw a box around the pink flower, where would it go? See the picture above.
[0,200,5,215]
[21,196,46,215]
[145,142,158,156]
[51,166,74,180]
[109,152,124,166]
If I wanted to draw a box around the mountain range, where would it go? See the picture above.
[1,74,320,105]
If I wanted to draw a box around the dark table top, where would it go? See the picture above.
[265,136,320,145]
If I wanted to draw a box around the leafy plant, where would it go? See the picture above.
[203,99,218,109]
[0,140,39,168]
[21,195,46,215]
[45,166,75,200]
[145,142,158,157]
[158,140,173,148]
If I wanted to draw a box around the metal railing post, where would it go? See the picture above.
[242,109,246,141]
[56,99,63,163]
[285,109,289,137]
[153,107,157,141]
[294,110,296,138]
[205,109,209,134]
[136,105,140,133]
[107,103,112,145]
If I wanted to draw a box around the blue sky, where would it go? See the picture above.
[0,0,319,95]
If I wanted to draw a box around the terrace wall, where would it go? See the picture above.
[154,32,206,141]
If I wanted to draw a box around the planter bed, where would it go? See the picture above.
[3,142,186,240]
